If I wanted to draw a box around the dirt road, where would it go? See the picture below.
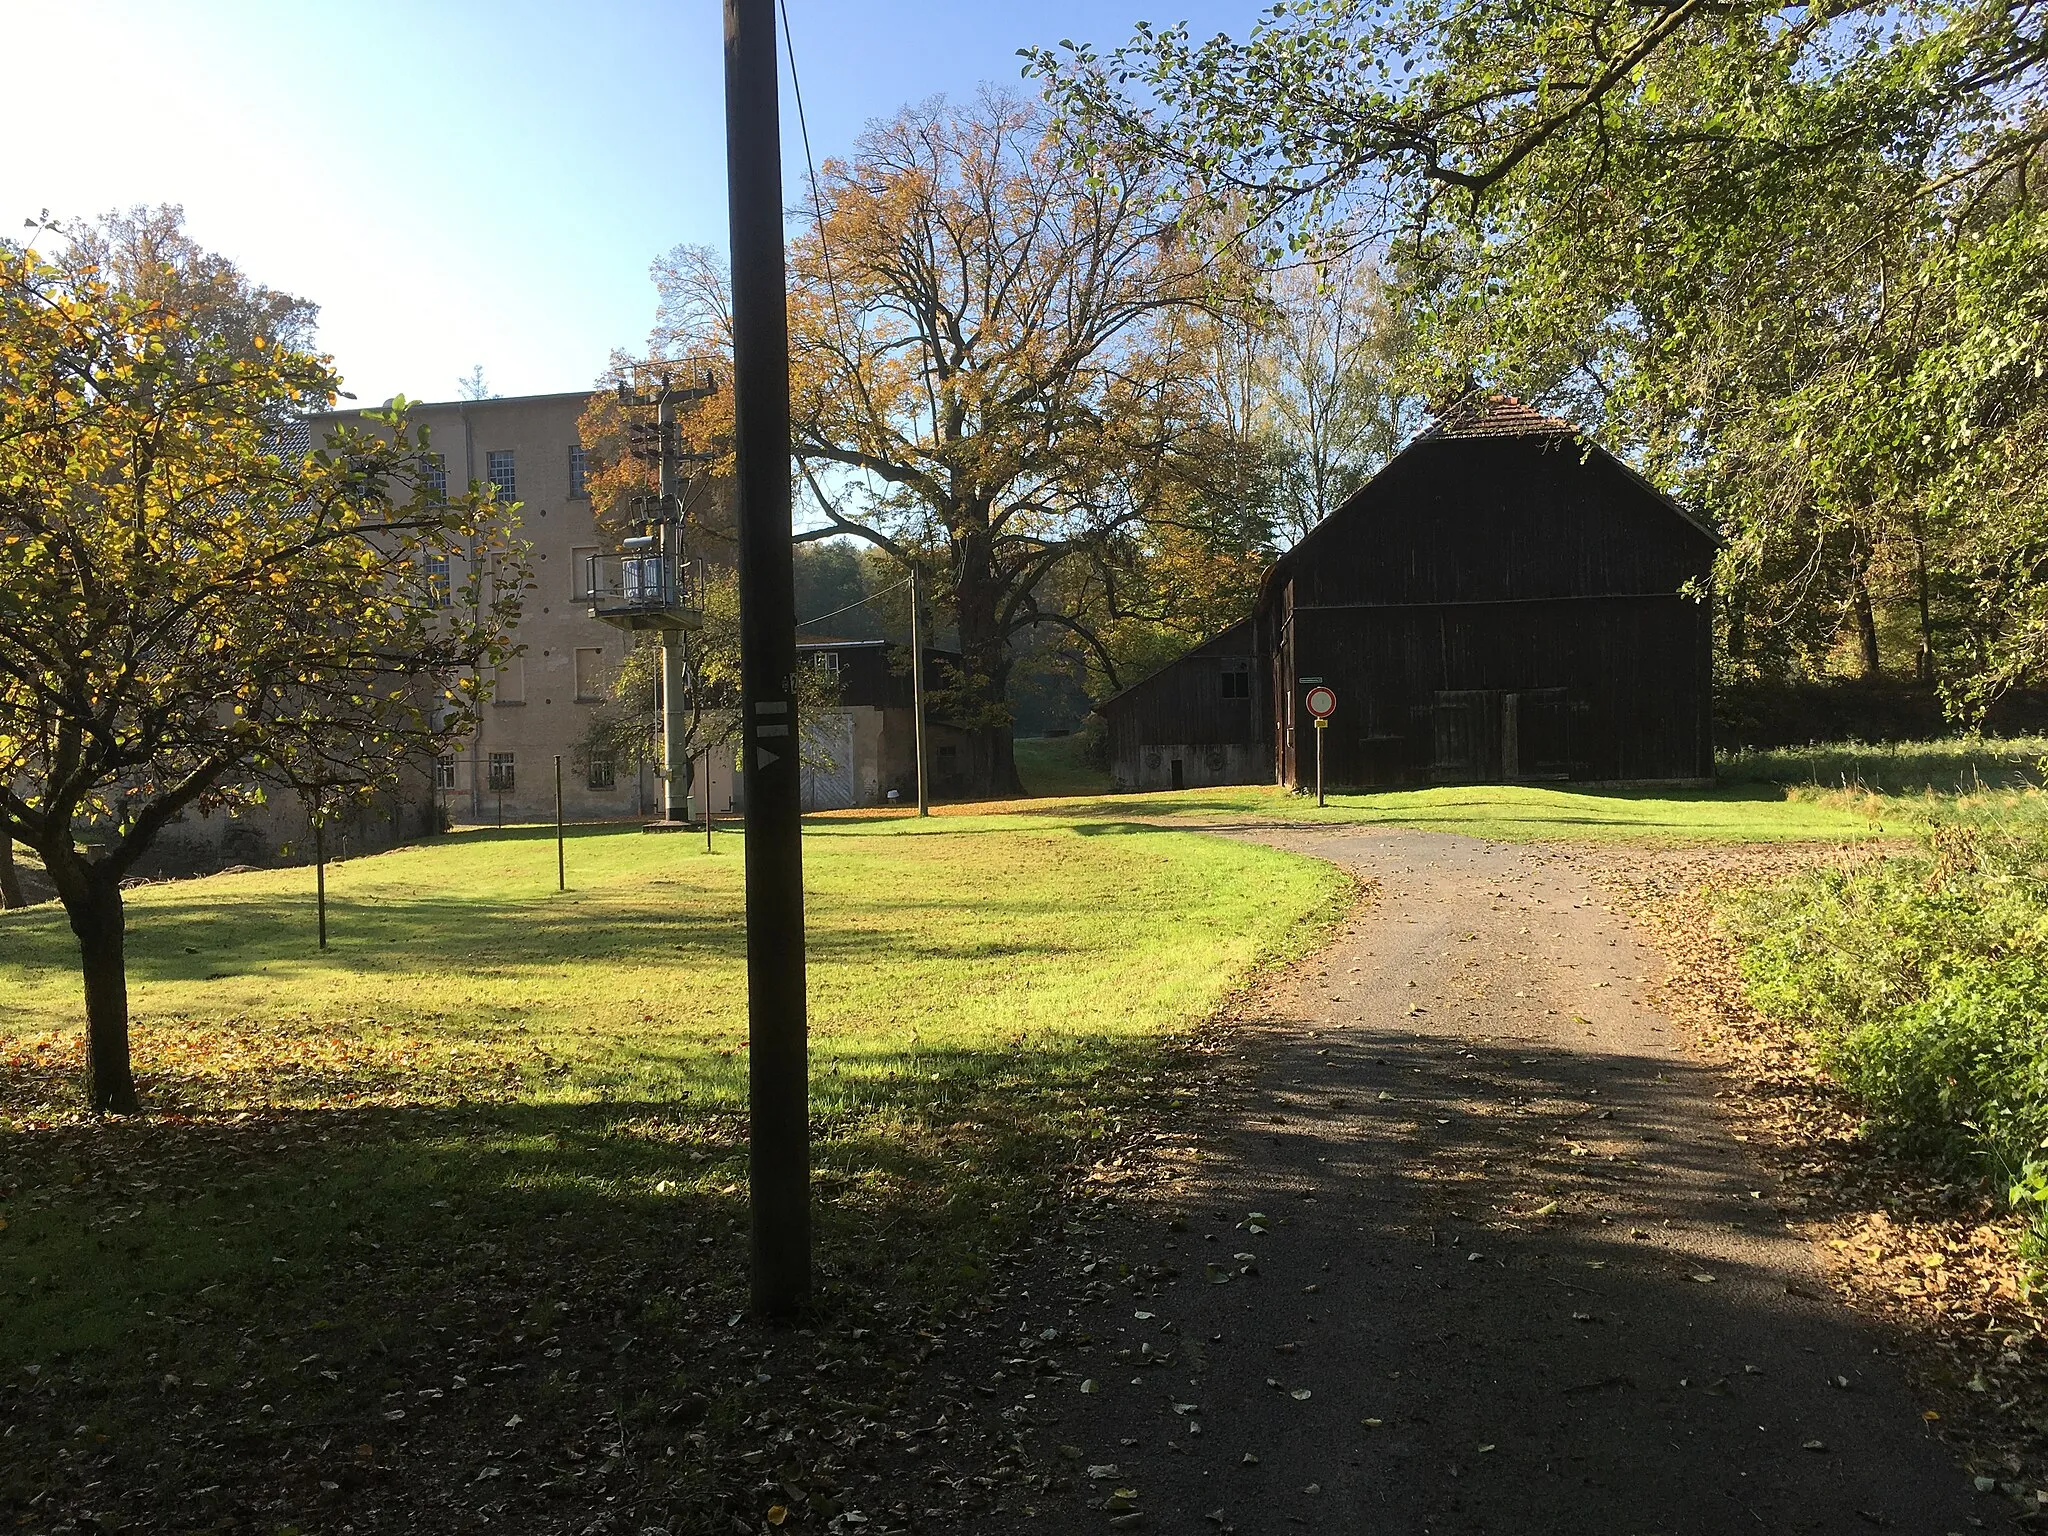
[1011,828,1983,1534]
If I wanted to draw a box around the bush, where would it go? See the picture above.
[1729,804,2048,1274]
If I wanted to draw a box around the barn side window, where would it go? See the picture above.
[1220,658,1251,699]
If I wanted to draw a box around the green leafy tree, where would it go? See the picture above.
[0,241,527,1112]
[1030,0,2048,711]
[646,91,1269,794]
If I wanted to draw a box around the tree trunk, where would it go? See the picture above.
[1852,569,1882,680]
[67,876,138,1114]
[949,526,1025,799]
[0,837,23,910]
[1911,511,1936,686]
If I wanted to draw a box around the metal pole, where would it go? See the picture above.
[1316,719,1326,807]
[909,563,929,816]
[314,812,327,951]
[727,0,809,1318]
[555,754,565,891]
[659,389,690,824]
[705,746,715,853]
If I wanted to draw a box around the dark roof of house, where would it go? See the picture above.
[1093,617,1254,715]
[1416,391,1578,440]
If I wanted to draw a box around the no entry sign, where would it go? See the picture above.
[1304,684,1337,720]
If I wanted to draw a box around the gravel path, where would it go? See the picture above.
[1016,827,1984,1534]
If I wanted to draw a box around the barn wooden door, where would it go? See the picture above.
[1430,690,1501,781]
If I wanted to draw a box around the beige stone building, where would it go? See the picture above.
[369,388,738,825]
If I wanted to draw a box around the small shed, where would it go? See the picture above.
[1096,394,1718,791]
[1099,620,1262,791]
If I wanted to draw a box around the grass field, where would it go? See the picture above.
[0,815,1348,1527]
[902,779,1900,842]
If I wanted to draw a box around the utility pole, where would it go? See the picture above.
[555,754,566,891]
[607,374,715,829]
[727,0,809,1318]
[658,389,690,824]
[909,563,929,816]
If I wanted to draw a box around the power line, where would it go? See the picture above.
[797,573,910,632]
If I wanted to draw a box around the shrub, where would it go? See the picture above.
[1728,804,2048,1275]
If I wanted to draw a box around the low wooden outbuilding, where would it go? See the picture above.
[1098,394,1718,791]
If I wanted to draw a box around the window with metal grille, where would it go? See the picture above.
[1220,658,1251,699]
[435,755,458,791]
[487,753,515,792]
[420,451,447,503]
[485,449,515,498]
[568,444,589,498]
[587,756,616,791]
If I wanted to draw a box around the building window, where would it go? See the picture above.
[487,752,515,793]
[568,443,590,498]
[1220,657,1251,699]
[425,552,451,608]
[419,451,447,503]
[485,449,516,498]
[435,754,458,791]
[572,545,599,599]
[574,646,608,702]
[494,658,525,705]
[814,651,840,676]
[587,756,616,791]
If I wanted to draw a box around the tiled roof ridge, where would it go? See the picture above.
[1419,390,1578,440]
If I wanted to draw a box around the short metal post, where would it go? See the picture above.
[705,747,715,853]
[555,755,566,891]
[910,563,929,816]
[1315,718,1327,807]
[314,814,328,951]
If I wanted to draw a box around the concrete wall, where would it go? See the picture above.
[1112,741,1268,793]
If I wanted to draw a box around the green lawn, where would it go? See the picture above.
[0,815,1345,1338]
[1012,733,1113,797]
[0,815,1350,1527]
[942,778,1902,842]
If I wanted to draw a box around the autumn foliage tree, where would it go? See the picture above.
[646,91,1266,792]
[0,242,526,1112]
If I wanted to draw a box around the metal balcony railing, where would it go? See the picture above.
[586,551,702,633]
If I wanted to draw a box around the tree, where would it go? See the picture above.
[0,835,24,909]
[647,91,1264,793]
[0,241,526,1112]
[1030,0,2048,711]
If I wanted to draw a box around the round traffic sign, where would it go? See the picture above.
[1304,684,1337,719]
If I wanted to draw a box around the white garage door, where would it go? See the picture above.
[801,710,857,811]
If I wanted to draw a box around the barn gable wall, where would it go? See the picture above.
[1096,415,1717,793]
[1290,435,1714,608]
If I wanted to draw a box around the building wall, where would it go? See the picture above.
[1118,741,1266,793]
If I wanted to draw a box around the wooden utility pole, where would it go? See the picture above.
[909,563,930,816]
[727,0,810,1318]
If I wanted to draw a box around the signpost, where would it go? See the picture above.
[1304,685,1337,807]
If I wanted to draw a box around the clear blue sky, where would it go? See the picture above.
[3,1,1256,406]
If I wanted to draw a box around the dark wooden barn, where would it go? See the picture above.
[1099,394,1717,790]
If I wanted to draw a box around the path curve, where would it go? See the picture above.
[1021,827,1982,1534]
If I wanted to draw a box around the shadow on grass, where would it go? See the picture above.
[0,1028,1171,1530]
